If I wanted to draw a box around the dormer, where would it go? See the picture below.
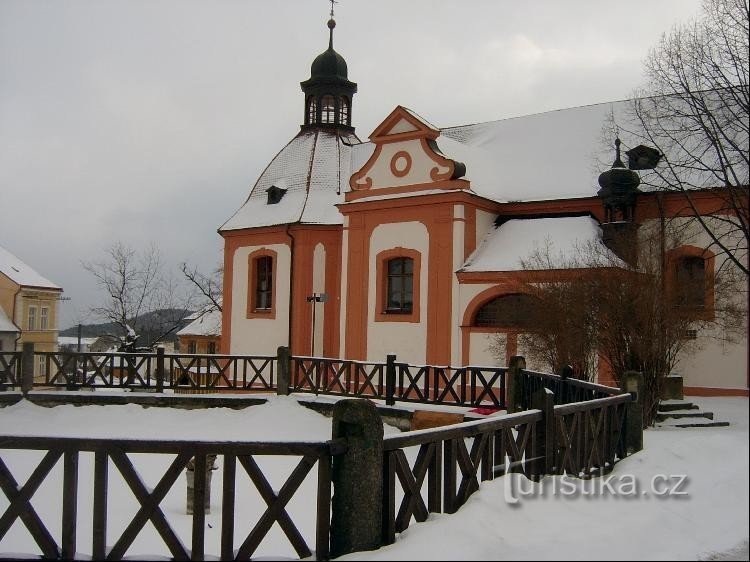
[346,106,467,202]
[266,184,287,205]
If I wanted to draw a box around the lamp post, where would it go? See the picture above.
[306,293,328,356]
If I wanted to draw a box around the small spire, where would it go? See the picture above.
[612,137,625,168]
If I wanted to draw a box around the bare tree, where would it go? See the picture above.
[83,242,190,350]
[620,0,749,275]
[180,261,223,312]
[506,227,745,426]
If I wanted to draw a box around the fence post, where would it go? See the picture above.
[385,354,396,406]
[155,346,165,392]
[277,346,291,396]
[530,387,555,479]
[330,399,383,558]
[506,356,526,413]
[621,371,643,454]
[21,342,35,396]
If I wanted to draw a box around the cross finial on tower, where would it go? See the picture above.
[327,0,338,49]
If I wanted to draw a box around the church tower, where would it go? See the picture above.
[300,15,357,131]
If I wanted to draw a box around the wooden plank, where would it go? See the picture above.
[316,453,332,561]
[191,454,207,561]
[92,451,108,561]
[383,410,543,451]
[427,442,442,513]
[220,455,236,561]
[62,450,79,559]
[381,451,396,546]
[443,439,457,514]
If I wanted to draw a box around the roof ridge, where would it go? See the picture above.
[441,96,632,132]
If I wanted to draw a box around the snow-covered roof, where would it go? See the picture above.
[439,99,623,203]
[0,306,18,333]
[0,244,61,290]
[221,95,741,232]
[58,336,99,347]
[461,216,621,272]
[220,129,366,231]
[177,307,221,337]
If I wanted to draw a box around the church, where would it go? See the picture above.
[218,16,748,396]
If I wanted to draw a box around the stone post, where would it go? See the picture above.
[186,455,217,514]
[506,356,526,413]
[621,371,643,454]
[21,342,35,396]
[330,399,383,558]
[277,346,291,396]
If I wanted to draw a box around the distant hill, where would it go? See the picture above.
[60,308,193,344]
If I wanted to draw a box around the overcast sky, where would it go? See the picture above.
[0,0,704,329]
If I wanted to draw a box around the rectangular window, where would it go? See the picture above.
[28,306,37,331]
[386,257,413,314]
[255,256,273,310]
[187,341,197,354]
[675,256,706,308]
[40,307,49,330]
[207,341,216,354]
[37,355,45,377]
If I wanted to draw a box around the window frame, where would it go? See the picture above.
[375,248,421,323]
[321,95,336,124]
[247,249,278,319]
[667,245,715,321]
[40,306,49,331]
[27,306,37,331]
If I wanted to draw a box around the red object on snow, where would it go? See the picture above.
[468,407,502,415]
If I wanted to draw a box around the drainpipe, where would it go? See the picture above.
[286,224,296,354]
[12,286,22,351]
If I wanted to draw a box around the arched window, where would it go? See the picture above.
[386,257,413,314]
[674,256,706,308]
[473,294,538,328]
[254,256,273,310]
[307,97,317,124]
[321,95,335,124]
[339,96,349,125]
[247,250,277,319]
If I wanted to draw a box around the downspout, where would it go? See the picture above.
[12,285,22,350]
[286,224,296,353]
[287,130,319,353]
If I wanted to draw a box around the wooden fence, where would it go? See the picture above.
[0,345,637,560]
[290,355,507,408]
[0,435,344,561]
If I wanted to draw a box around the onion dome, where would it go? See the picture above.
[597,139,641,223]
[300,16,357,131]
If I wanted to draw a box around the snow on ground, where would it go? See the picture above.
[0,396,747,560]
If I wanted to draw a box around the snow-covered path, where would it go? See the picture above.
[0,395,747,560]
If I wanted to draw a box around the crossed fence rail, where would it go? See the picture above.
[0,346,636,560]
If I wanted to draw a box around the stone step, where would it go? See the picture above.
[655,411,714,422]
[668,421,731,428]
[658,401,699,412]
